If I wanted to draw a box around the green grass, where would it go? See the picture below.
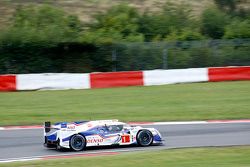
[0,81,249,126]
[1,146,250,167]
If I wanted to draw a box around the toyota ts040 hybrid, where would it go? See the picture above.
[44,120,163,151]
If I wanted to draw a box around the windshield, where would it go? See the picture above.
[124,124,131,128]
[107,125,124,132]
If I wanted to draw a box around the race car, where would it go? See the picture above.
[44,119,163,151]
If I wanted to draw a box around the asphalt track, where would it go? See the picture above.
[0,123,250,162]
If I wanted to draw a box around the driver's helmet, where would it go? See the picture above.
[107,125,113,131]
[116,125,123,131]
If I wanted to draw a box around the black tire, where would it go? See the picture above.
[136,130,153,147]
[70,134,86,151]
[56,139,61,150]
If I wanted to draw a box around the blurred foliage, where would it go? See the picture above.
[138,2,196,42]
[214,0,250,18]
[214,0,237,12]
[224,19,250,39]
[81,4,144,44]
[1,5,82,45]
[201,7,230,39]
[165,29,205,41]
[0,3,249,73]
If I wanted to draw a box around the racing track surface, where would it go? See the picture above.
[0,123,250,161]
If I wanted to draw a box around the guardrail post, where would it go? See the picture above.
[112,49,117,72]
[163,48,168,69]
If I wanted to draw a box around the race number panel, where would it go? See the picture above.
[121,135,130,143]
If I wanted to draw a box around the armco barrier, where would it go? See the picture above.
[17,73,90,90]
[143,68,208,86]
[0,75,16,91]
[0,66,249,91]
[208,66,250,82]
[90,71,143,88]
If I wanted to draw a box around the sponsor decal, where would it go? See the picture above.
[87,139,104,143]
[131,135,134,142]
[67,125,75,129]
[61,123,67,128]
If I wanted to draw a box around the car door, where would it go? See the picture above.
[95,125,117,146]
[105,125,131,145]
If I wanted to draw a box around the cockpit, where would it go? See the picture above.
[106,125,123,132]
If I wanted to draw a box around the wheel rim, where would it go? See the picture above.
[71,135,85,151]
[139,131,152,146]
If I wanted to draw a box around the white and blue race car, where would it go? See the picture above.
[44,120,163,151]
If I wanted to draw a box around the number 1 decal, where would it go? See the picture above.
[121,135,130,143]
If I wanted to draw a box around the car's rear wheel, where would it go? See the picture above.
[70,134,86,151]
[56,139,61,150]
[136,130,153,146]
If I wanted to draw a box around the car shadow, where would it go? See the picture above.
[45,143,164,153]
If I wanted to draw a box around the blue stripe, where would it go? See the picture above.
[153,134,162,142]
[62,136,71,142]
[47,133,57,141]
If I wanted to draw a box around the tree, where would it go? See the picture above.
[5,5,82,45]
[81,4,144,44]
[201,7,230,39]
[138,2,195,41]
[0,5,83,73]
[214,0,237,12]
[214,0,250,18]
[165,29,205,41]
[224,19,250,39]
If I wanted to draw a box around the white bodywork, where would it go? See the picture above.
[44,120,162,149]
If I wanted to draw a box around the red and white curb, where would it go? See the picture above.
[1,119,250,131]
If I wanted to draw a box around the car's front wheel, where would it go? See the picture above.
[70,134,86,151]
[136,130,153,146]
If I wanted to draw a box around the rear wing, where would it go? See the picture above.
[44,121,51,133]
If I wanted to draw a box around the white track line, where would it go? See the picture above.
[0,150,120,163]
[0,158,42,163]
[0,146,163,163]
